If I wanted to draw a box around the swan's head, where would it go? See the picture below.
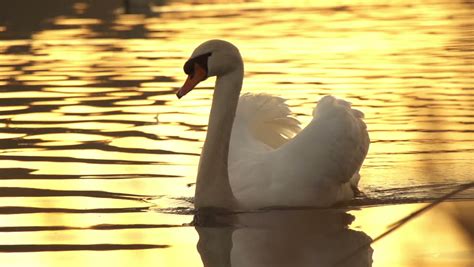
[176,39,242,98]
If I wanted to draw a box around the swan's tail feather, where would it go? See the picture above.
[235,93,301,148]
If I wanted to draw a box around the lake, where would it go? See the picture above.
[0,0,472,266]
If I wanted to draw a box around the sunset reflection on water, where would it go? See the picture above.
[0,0,472,266]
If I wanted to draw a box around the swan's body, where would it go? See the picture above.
[177,40,369,210]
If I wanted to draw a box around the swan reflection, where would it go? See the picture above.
[195,208,373,267]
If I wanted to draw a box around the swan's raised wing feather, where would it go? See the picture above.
[234,93,301,149]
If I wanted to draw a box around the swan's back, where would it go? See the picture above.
[310,96,369,185]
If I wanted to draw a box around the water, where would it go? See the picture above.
[0,0,473,266]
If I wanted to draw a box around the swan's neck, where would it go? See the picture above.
[194,67,243,209]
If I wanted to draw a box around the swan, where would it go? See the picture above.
[176,40,369,210]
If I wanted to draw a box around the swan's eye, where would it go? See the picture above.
[184,52,212,76]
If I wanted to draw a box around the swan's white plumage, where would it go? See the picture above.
[229,94,369,209]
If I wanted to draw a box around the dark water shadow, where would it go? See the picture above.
[0,223,184,232]
[0,167,175,180]
[0,206,148,214]
[0,186,154,201]
[0,0,158,40]
[195,208,373,267]
[0,154,158,165]
[0,243,168,253]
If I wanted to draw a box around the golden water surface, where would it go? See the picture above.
[0,0,472,266]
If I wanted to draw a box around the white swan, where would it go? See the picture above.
[176,40,369,210]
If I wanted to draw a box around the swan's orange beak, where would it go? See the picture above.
[176,63,207,99]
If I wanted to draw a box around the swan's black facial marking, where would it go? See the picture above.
[184,52,212,78]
